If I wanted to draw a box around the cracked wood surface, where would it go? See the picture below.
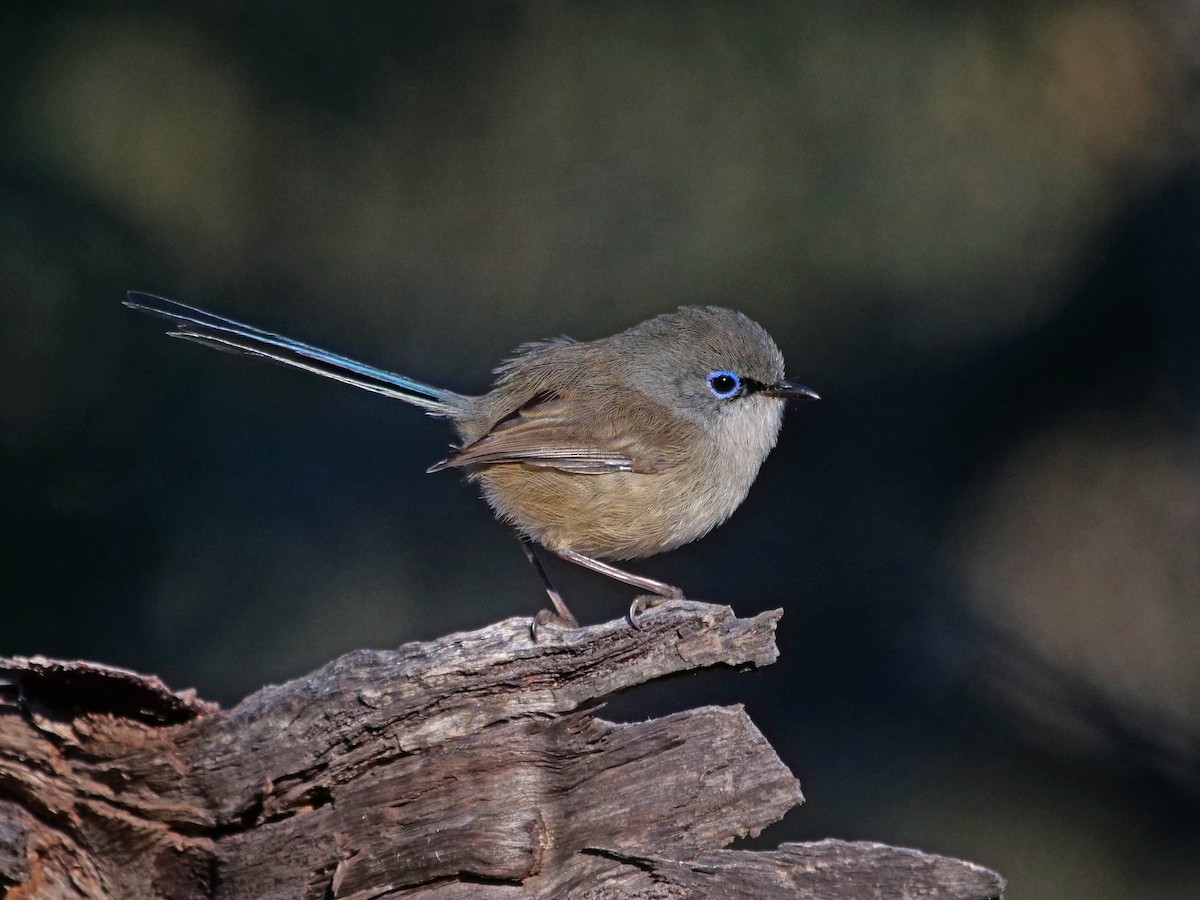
[0,600,1005,898]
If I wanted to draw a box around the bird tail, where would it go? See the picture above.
[124,292,465,416]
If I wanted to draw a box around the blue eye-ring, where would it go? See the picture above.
[707,371,742,399]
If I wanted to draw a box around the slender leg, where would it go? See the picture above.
[551,548,685,628]
[519,536,579,638]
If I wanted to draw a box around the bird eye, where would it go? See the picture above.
[706,371,742,399]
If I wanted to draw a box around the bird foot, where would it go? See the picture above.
[627,589,684,629]
[530,607,580,641]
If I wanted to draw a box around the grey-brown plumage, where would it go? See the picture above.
[125,294,818,631]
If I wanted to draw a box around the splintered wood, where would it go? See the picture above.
[0,601,1004,898]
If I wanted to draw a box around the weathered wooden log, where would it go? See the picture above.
[0,600,1005,898]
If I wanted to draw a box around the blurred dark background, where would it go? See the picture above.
[3,1,1200,896]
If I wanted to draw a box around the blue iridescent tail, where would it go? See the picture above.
[124,292,464,416]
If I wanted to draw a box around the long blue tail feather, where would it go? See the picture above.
[125,292,462,415]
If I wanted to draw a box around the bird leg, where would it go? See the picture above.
[551,548,685,629]
[519,536,579,638]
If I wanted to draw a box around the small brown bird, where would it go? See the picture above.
[126,293,818,633]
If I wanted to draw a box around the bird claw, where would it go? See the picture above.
[531,607,579,641]
[628,592,682,629]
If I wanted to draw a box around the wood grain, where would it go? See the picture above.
[0,600,1004,898]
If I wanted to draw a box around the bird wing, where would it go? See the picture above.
[427,397,673,475]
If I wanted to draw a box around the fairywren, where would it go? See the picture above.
[125,293,818,633]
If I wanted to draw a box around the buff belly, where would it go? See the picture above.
[470,463,744,561]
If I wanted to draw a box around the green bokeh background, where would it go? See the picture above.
[3,2,1199,896]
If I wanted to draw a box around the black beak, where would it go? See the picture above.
[762,380,820,401]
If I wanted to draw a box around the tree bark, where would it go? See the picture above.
[0,600,1005,898]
